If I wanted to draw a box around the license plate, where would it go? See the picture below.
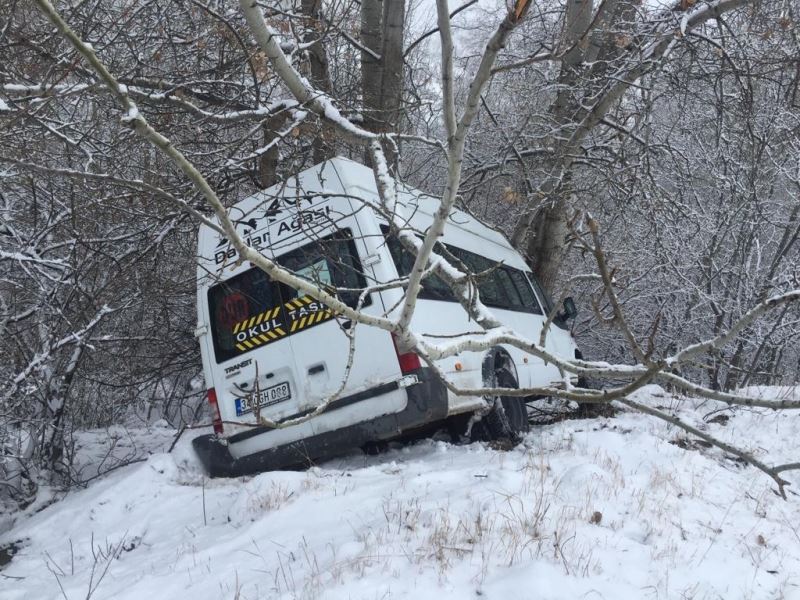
[234,382,292,416]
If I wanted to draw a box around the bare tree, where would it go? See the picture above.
[1,0,798,509]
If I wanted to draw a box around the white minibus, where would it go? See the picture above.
[193,157,579,476]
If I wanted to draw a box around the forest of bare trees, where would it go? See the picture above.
[1,0,798,510]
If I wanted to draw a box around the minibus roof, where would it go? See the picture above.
[198,156,529,274]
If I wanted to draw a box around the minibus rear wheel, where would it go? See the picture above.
[471,368,529,443]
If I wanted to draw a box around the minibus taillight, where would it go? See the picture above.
[391,333,421,374]
[207,388,223,435]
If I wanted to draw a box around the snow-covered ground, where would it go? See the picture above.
[2,386,799,600]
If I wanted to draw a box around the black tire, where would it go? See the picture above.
[470,368,529,443]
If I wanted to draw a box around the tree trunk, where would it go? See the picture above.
[379,0,405,165]
[43,343,84,475]
[258,113,285,189]
[361,0,384,135]
[523,0,591,292]
[301,0,334,163]
[526,187,571,293]
[361,0,405,166]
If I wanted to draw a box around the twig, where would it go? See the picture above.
[168,426,186,453]
[621,397,792,499]
[404,0,479,57]
[585,216,646,362]
[202,478,207,526]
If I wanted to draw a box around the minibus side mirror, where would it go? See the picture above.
[560,296,578,321]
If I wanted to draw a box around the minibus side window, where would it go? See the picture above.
[508,269,544,315]
[458,250,506,306]
[279,230,371,309]
[527,273,552,315]
[459,251,515,307]
[527,272,568,327]
[450,246,541,314]
[381,228,456,302]
[382,226,543,315]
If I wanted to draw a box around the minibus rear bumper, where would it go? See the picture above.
[192,367,448,477]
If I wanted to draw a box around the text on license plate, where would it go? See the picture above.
[234,382,291,416]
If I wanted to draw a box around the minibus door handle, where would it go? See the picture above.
[308,364,326,376]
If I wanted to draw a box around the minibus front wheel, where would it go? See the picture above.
[471,359,529,443]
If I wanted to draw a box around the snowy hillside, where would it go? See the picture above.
[2,386,799,600]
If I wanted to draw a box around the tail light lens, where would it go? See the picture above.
[391,333,421,374]
[207,388,223,435]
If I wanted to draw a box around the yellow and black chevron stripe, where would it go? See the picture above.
[289,307,333,332]
[232,305,281,335]
[283,295,317,311]
[285,295,335,333]
[234,326,286,352]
